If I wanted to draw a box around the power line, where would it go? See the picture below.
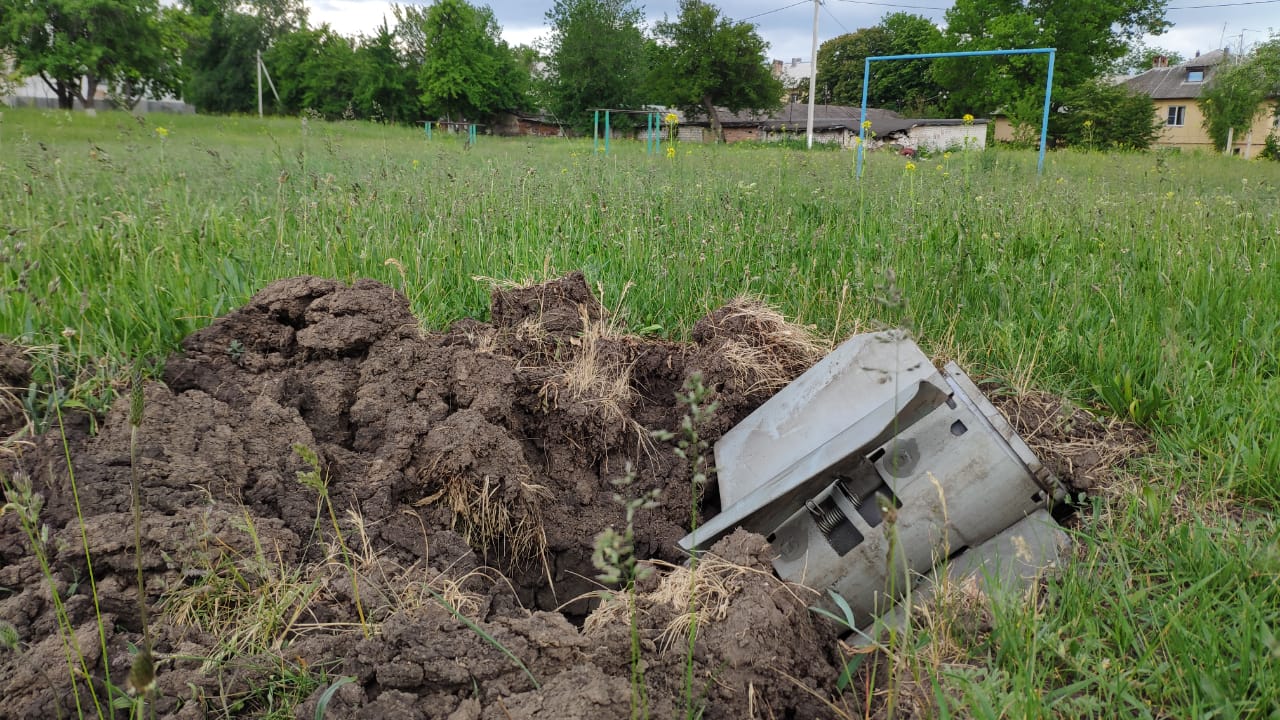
[820,0,1280,14]
[742,1,812,22]
[832,0,948,10]
[822,2,853,34]
[1168,0,1280,8]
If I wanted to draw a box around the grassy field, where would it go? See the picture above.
[2,107,1279,716]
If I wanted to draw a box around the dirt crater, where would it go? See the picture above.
[0,273,1147,719]
[0,274,847,719]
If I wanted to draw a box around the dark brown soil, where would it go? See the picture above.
[986,386,1151,494]
[0,275,844,719]
[0,340,31,440]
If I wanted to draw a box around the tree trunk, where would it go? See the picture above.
[80,74,99,110]
[41,74,76,110]
[701,94,724,143]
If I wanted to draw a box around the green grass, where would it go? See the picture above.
[3,107,1280,716]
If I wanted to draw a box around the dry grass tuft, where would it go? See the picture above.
[713,297,831,396]
[415,468,549,568]
[160,512,326,668]
[581,551,814,649]
[993,389,1151,494]
[0,386,34,459]
[538,307,636,428]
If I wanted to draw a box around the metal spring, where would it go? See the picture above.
[834,476,861,509]
[806,500,847,536]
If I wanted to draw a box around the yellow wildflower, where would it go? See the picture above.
[1083,119,1094,128]
[155,126,169,138]
[861,119,872,130]
[666,145,676,159]
[905,161,917,172]
[962,113,974,125]
[943,151,952,160]
[664,112,678,124]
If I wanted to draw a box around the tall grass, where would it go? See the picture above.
[3,108,1280,715]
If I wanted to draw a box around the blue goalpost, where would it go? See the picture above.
[856,47,1057,177]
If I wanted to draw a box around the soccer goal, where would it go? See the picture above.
[855,47,1056,177]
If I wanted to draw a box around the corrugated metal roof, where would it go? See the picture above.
[1123,49,1228,100]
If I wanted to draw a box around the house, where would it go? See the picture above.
[1123,49,1276,157]
[492,111,567,138]
[3,73,193,113]
[772,58,813,103]
[681,103,988,151]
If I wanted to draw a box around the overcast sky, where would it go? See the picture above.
[307,0,1278,67]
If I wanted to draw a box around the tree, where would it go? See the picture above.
[265,25,358,118]
[544,0,649,132]
[816,26,889,106]
[1114,43,1185,74]
[109,5,191,109]
[412,0,527,121]
[650,0,782,142]
[354,20,419,123]
[815,13,945,114]
[0,0,183,109]
[935,0,1171,127]
[1052,79,1162,150]
[1199,38,1280,151]
[182,0,307,114]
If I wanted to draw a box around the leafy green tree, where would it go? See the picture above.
[1051,79,1162,149]
[1114,43,1185,74]
[816,13,945,114]
[544,0,649,132]
[109,5,192,108]
[0,0,182,109]
[650,0,782,142]
[412,0,527,121]
[935,0,1171,126]
[183,9,269,113]
[1199,38,1280,151]
[181,0,307,114]
[816,26,889,106]
[265,25,358,118]
[354,20,419,123]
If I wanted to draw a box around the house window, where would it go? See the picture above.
[1167,106,1186,126]
[1186,69,1204,82]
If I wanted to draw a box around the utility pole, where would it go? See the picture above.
[255,51,280,119]
[806,0,820,148]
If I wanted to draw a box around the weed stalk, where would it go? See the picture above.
[653,372,718,719]
[294,444,369,638]
[127,373,157,715]
[592,463,660,720]
[55,399,116,714]
[2,470,92,718]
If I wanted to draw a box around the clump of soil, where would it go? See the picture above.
[0,340,31,441]
[0,274,842,719]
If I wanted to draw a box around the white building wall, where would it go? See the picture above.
[903,125,987,152]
